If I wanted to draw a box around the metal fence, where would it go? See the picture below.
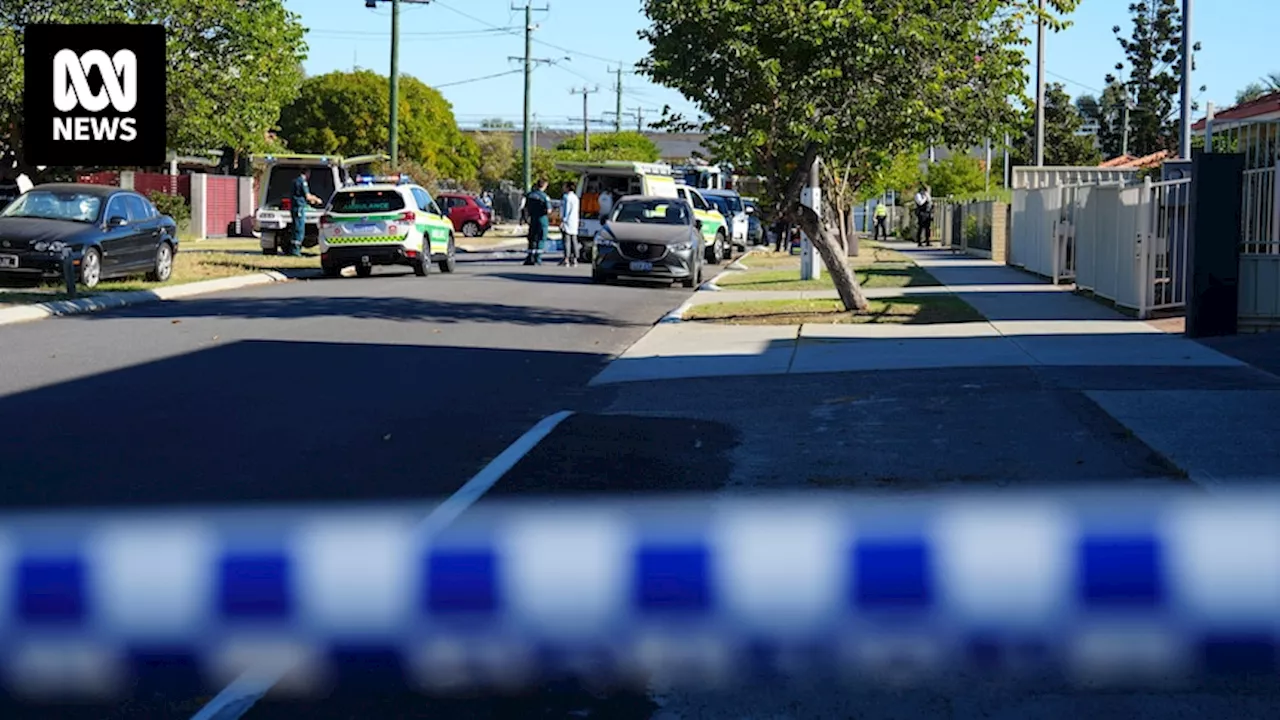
[1011,166,1140,190]
[1207,119,1280,329]
[1009,177,1191,318]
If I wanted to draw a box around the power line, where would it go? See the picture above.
[434,69,524,88]
[308,26,520,38]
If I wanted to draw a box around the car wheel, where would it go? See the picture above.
[356,264,374,278]
[437,235,457,273]
[79,247,102,289]
[146,242,174,282]
[705,235,723,265]
[717,231,731,259]
[413,251,431,277]
[462,221,481,237]
[682,264,699,289]
[321,263,341,278]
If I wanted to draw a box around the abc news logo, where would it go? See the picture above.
[24,24,165,167]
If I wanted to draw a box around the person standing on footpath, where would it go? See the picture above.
[523,178,551,266]
[873,199,890,242]
[559,181,581,266]
[914,184,934,247]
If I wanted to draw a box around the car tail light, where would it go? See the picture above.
[319,214,333,227]
[405,249,418,258]
[280,198,292,210]
[398,211,415,222]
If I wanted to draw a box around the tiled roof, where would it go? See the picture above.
[1192,91,1280,131]
[1098,150,1169,169]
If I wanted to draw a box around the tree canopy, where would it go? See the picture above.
[926,155,988,199]
[277,70,479,186]
[0,0,308,172]
[1104,0,1199,157]
[505,132,662,197]
[1013,83,1101,166]
[641,0,1077,311]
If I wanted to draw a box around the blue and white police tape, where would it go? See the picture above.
[1,491,1279,699]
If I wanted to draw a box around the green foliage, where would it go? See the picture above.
[148,191,190,232]
[640,0,1076,221]
[277,70,478,186]
[0,0,307,170]
[553,132,661,162]
[926,155,987,199]
[473,132,517,190]
[860,151,925,202]
[1235,74,1280,106]
[1076,82,1131,159]
[1104,0,1197,157]
[1013,83,1101,166]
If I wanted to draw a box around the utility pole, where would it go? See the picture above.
[614,67,623,133]
[628,106,660,133]
[1122,100,1133,157]
[1180,0,1193,159]
[571,86,600,152]
[1003,132,1011,189]
[512,1,550,192]
[1034,0,1046,166]
[366,0,432,169]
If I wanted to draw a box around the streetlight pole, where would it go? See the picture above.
[1034,0,1046,167]
[389,0,400,167]
[1180,0,1193,159]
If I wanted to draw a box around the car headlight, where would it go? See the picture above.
[669,240,693,251]
[33,241,66,253]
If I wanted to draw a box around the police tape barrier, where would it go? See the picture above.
[2,491,1280,699]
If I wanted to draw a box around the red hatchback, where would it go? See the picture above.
[437,192,492,237]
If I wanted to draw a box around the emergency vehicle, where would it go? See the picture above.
[318,175,455,278]
[251,153,385,255]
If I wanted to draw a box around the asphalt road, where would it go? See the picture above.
[0,254,691,509]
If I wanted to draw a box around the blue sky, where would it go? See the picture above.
[286,0,1278,131]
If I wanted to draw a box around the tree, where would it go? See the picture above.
[1235,73,1280,106]
[1075,82,1130,158]
[553,132,661,161]
[277,70,479,185]
[1012,83,1101,166]
[1105,0,1200,157]
[0,0,308,173]
[641,0,1075,312]
[926,155,988,198]
[473,132,517,189]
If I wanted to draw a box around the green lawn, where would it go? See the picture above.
[684,295,984,325]
[717,264,940,291]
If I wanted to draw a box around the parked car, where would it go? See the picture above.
[556,161,680,263]
[0,183,179,288]
[592,195,703,288]
[701,188,750,249]
[437,192,493,237]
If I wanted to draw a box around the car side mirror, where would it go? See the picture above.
[695,219,703,229]
[107,216,127,228]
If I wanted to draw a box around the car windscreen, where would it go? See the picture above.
[330,190,406,214]
[723,195,744,213]
[1,190,101,223]
[704,195,731,216]
[265,166,336,207]
[612,200,690,225]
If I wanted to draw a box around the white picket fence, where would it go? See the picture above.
[1010,177,1191,318]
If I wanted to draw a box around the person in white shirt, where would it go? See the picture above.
[914,184,934,247]
[597,185,614,224]
[559,182,581,266]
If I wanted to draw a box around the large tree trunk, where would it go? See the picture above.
[798,205,868,312]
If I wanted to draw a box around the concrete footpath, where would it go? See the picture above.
[592,244,1280,488]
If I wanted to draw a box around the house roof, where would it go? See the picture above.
[1192,91,1280,131]
[1098,150,1169,170]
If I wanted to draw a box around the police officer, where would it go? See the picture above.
[523,177,550,266]
[873,199,889,242]
[288,168,323,257]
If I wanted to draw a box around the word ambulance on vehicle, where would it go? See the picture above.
[318,175,456,278]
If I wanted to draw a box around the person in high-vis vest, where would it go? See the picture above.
[873,200,889,242]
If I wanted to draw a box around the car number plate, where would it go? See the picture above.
[0,254,17,268]
[629,261,652,272]
[353,223,379,232]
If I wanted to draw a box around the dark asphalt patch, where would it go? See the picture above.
[489,413,739,496]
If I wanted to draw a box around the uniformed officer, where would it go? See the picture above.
[523,177,551,266]
[288,168,323,257]
[873,199,889,242]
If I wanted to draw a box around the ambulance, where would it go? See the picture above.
[555,161,680,264]
[317,175,455,278]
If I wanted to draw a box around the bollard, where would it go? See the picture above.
[61,247,77,298]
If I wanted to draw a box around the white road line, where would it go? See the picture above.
[188,410,576,720]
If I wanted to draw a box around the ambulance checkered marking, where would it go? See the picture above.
[0,493,1276,697]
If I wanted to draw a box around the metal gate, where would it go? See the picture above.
[1137,178,1191,318]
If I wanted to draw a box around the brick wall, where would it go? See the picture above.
[991,202,1010,265]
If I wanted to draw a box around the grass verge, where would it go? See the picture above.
[0,250,315,304]
[717,264,939,291]
[685,295,983,325]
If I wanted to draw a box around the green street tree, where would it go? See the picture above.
[640,0,1076,311]
[1013,83,1101,167]
[473,132,518,190]
[1235,73,1280,105]
[0,0,307,173]
[504,132,662,197]
[1075,82,1130,159]
[1105,0,1200,157]
[277,70,479,185]
[926,155,988,199]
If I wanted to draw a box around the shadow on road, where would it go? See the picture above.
[81,295,626,325]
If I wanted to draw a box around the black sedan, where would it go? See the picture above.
[0,183,179,289]
[591,195,704,288]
